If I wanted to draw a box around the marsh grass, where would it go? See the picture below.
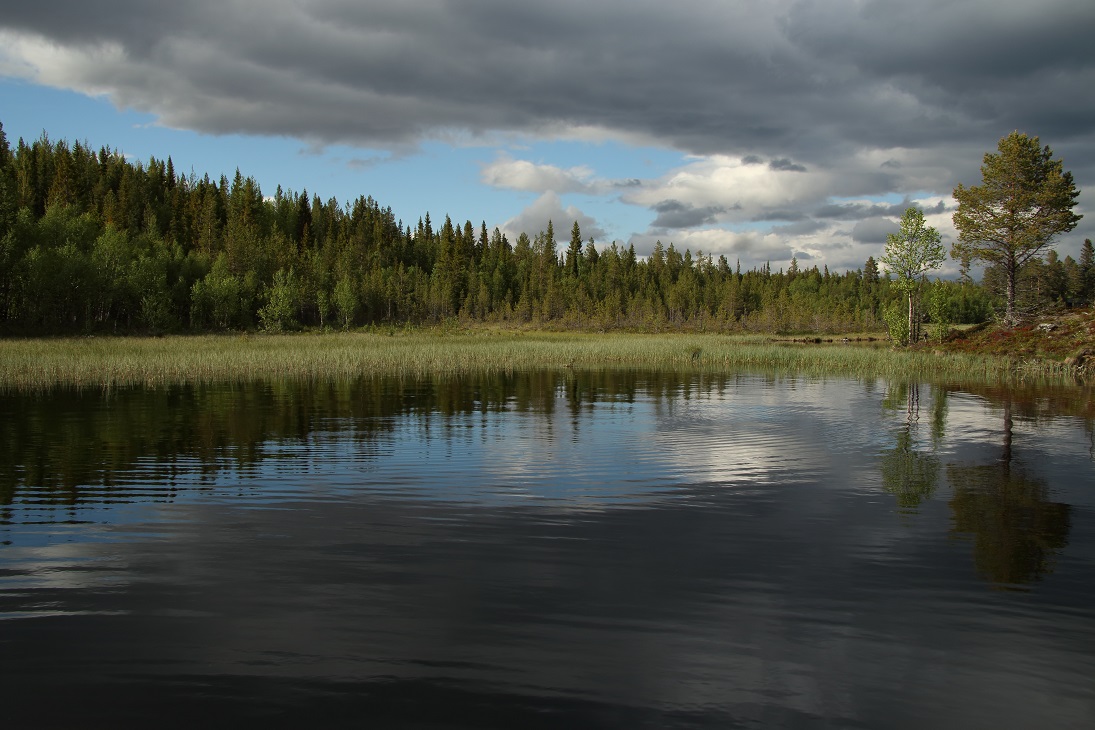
[0,330,1076,392]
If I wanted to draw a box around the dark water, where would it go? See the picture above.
[2,371,1093,728]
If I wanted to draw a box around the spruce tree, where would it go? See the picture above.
[1078,239,1094,305]
[566,220,583,278]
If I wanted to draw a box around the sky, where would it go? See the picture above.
[1,0,1093,276]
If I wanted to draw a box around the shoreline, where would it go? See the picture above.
[1,329,1088,391]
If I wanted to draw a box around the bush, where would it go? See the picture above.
[884,301,910,346]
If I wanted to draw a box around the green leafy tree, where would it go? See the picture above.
[259,267,299,332]
[952,132,1082,325]
[881,207,945,344]
[333,274,358,329]
[925,282,953,342]
[191,254,244,330]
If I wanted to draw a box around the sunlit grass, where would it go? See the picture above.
[0,329,1080,392]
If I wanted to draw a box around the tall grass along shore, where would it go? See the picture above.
[0,330,1083,392]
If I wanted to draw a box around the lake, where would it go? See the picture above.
[2,370,1093,728]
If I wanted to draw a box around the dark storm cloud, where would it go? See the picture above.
[5,0,1091,163]
[816,200,909,221]
[757,210,809,223]
[4,0,1093,256]
[816,198,948,222]
[769,158,807,173]
[650,200,727,229]
[851,217,899,245]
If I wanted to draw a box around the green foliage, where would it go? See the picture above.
[883,300,910,346]
[192,255,245,330]
[881,208,945,294]
[1076,239,1094,305]
[0,332,1060,392]
[881,207,945,344]
[140,289,176,333]
[953,132,1082,324]
[925,283,952,342]
[333,275,358,330]
[0,122,1059,338]
[259,267,299,332]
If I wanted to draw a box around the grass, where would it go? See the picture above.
[1,328,1083,392]
[933,307,1095,361]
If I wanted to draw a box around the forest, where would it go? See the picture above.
[1,122,1091,337]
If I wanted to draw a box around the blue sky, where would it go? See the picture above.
[1,77,682,249]
[2,0,1093,274]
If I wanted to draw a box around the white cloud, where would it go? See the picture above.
[501,192,605,244]
[622,155,832,225]
[474,150,978,274]
[629,228,792,265]
[481,156,597,194]
[0,30,124,94]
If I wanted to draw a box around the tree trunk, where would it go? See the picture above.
[1005,257,1018,326]
[907,292,914,345]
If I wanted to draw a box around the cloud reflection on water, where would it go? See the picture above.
[1,372,1093,727]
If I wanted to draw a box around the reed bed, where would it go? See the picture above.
[0,330,1076,392]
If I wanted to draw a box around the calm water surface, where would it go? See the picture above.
[1,371,1093,728]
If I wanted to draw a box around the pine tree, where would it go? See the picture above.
[953,132,1082,324]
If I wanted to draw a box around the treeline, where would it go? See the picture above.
[3,123,1062,337]
[982,246,1094,317]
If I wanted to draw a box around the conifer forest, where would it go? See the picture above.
[2,124,1090,336]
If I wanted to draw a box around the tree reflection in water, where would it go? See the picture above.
[880,383,941,512]
[879,383,1073,587]
[947,395,1071,587]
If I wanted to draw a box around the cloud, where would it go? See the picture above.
[629,228,792,265]
[772,220,827,236]
[649,200,727,230]
[769,158,807,173]
[501,192,606,244]
[2,0,1091,272]
[2,1,1091,160]
[345,154,395,170]
[920,199,946,215]
[480,150,965,271]
[815,200,908,221]
[851,217,899,245]
[621,155,831,221]
[481,156,597,194]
